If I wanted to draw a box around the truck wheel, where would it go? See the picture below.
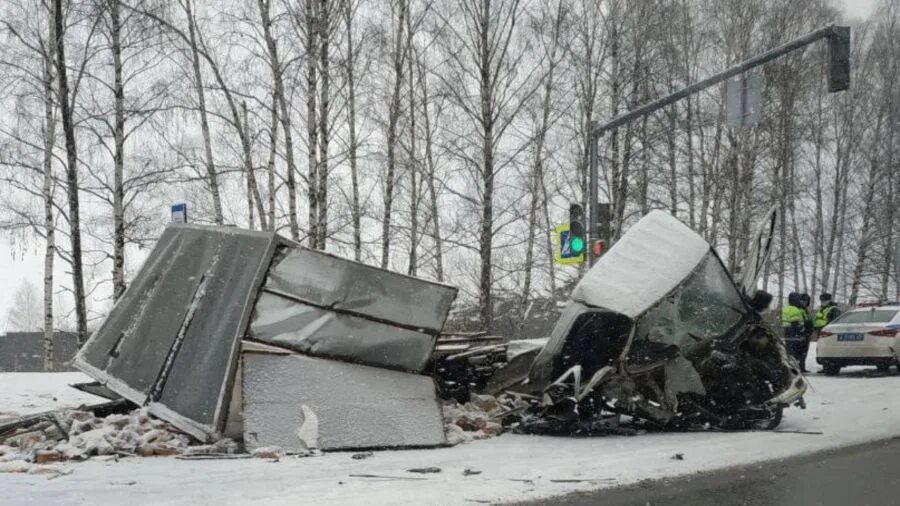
[876,363,891,374]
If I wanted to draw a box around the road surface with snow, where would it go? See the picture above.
[2,343,899,505]
[540,437,900,505]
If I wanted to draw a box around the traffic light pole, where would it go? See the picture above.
[587,121,599,266]
[587,24,849,266]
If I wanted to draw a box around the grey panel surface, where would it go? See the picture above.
[156,230,274,428]
[265,248,456,333]
[242,352,446,451]
[74,225,276,439]
[77,227,204,395]
[249,291,436,372]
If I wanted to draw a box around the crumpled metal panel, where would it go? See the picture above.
[249,291,435,372]
[242,351,447,452]
[73,225,276,441]
[264,247,456,333]
[571,210,709,318]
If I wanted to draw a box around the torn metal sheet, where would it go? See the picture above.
[249,291,436,372]
[74,225,276,441]
[251,245,457,372]
[242,351,447,452]
[69,382,120,401]
[264,247,456,333]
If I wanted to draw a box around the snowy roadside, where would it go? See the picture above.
[0,372,105,421]
[1,343,899,505]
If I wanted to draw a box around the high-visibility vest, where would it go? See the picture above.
[782,305,808,340]
[782,305,806,327]
[815,305,837,329]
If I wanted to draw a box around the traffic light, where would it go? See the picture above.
[569,203,586,255]
[828,26,850,93]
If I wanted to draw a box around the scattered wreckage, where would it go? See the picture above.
[71,224,457,452]
[471,209,807,434]
[1,208,806,465]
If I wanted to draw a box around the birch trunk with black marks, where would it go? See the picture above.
[306,0,319,248]
[42,16,57,368]
[54,0,88,345]
[184,0,223,225]
[406,14,419,277]
[315,0,331,248]
[266,92,278,230]
[381,0,407,269]
[258,0,298,239]
[110,0,127,300]
[521,1,564,318]
[344,1,361,260]
[243,101,256,230]
[418,52,443,280]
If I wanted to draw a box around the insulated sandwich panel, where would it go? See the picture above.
[264,247,456,333]
[76,227,212,398]
[242,351,447,452]
[154,229,276,432]
[74,225,277,440]
[249,291,436,372]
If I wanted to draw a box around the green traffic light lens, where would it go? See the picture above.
[571,236,585,253]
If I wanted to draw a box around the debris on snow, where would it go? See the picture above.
[181,438,241,457]
[52,408,190,460]
[352,451,374,460]
[442,394,511,445]
[0,406,235,465]
[250,446,285,460]
[349,473,428,481]
[0,460,72,478]
[407,466,441,474]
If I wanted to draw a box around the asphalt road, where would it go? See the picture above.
[525,437,900,506]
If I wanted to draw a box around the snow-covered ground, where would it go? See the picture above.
[2,344,900,505]
[0,372,105,421]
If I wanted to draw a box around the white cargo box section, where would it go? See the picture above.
[570,210,709,318]
[242,351,447,452]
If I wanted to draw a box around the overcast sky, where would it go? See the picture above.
[837,0,877,18]
[0,0,884,333]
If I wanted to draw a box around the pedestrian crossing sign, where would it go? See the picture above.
[554,224,585,265]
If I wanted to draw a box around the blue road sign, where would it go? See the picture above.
[554,225,584,265]
[171,203,187,223]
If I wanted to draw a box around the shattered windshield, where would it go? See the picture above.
[635,252,746,350]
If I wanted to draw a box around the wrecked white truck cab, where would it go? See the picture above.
[517,210,806,432]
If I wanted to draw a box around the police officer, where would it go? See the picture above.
[782,292,811,372]
[814,293,841,334]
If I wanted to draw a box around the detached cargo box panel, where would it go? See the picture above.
[265,248,456,333]
[251,245,457,372]
[74,225,276,440]
[74,224,456,442]
[249,291,437,372]
[242,351,447,451]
